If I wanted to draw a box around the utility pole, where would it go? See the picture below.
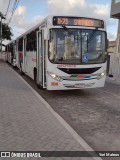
[0,12,6,59]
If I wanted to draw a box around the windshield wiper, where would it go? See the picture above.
[62,24,68,31]
[61,24,71,35]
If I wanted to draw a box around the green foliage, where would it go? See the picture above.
[0,22,13,40]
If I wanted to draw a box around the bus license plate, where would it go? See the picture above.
[75,83,85,88]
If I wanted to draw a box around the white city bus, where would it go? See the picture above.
[6,15,108,90]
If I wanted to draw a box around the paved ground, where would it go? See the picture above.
[106,76,120,85]
[0,61,99,160]
[13,62,120,160]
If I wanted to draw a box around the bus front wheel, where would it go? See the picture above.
[34,69,43,89]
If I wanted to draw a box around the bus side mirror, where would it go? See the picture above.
[44,28,49,40]
[107,39,109,50]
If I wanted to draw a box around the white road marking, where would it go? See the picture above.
[12,68,102,160]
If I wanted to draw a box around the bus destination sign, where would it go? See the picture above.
[53,16,104,28]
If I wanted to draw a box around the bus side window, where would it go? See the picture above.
[26,32,36,52]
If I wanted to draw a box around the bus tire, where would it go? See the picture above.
[20,67,24,75]
[34,68,43,89]
[37,84,43,89]
[37,84,41,89]
[34,69,37,84]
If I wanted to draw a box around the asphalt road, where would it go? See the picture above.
[13,66,120,160]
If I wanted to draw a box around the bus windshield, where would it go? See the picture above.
[49,28,106,64]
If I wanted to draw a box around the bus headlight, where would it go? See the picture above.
[97,72,106,79]
[50,73,56,79]
[47,71,63,82]
[101,72,106,77]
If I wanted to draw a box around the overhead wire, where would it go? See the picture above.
[5,0,11,17]
[2,0,11,23]
[8,0,20,25]
[8,0,18,24]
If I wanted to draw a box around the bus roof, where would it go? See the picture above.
[7,15,106,43]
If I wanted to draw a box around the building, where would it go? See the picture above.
[110,0,120,77]
[108,40,116,53]
[111,0,120,18]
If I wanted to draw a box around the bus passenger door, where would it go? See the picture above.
[36,30,46,88]
[23,37,26,73]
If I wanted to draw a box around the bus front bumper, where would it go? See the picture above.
[47,76,106,90]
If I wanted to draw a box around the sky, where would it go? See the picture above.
[0,0,118,43]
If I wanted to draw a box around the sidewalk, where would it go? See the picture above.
[0,61,101,160]
[106,76,120,85]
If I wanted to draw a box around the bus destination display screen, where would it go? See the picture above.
[53,16,104,28]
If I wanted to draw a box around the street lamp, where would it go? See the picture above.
[0,12,6,59]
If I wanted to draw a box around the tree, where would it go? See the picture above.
[0,22,13,40]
